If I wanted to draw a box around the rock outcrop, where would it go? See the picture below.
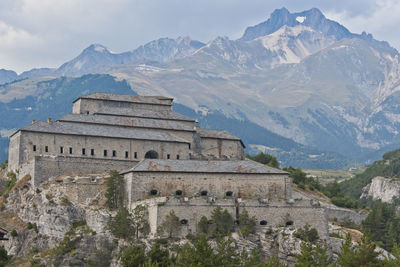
[361,176,400,203]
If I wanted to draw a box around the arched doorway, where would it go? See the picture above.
[144,150,159,159]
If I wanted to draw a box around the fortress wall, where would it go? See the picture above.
[325,207,367,225]
[200,138,244,160]
[18,131,190,165]
[8,131,21,172]
[74,98,171,115]
[155,198,236,237]
[125,172,288,202]
[32,156,137,186]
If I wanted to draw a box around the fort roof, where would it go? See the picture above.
[122,159,288,174]
[58,114,195,132]
[95,106,195,122]
[73,93,172,106]
[197,129,245,147]
[15,121,190,143]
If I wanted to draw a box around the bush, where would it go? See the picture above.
[10,229,17,237]
[120,245,146,267]
[294,224,319,242]
[246,152,279,168]
[238,209,257,237]
[108,207,134,239]
[0,245,10,266]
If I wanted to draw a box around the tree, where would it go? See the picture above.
[132,204,150,239]
[161,210,181,238]
[0,246,10,267]
[295,242,332,267]
[108,207,134,239]
[246,152,279,168]
[197,216,209,235]
[337,234,381,267]
[210,206,234,236]
[147,240,175,267]
[105,170,125,210]
[238,209,257,237]
[120,245,146,267]
[176,234,216,266]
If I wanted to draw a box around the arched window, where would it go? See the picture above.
[175,190,183,196]
[225,191,233,197]
[200,190,208,196]
[260,220,268,226]
[150,189,158,195]
[145,150,159,159]
[180,219,188,225]
[286,220,293,226]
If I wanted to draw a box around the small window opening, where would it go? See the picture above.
[33,145,36,152]
[167,154,170,159]
[150,189,158,195]
[104,150,107,157]
[286,220,293,226]
[82,148,86,155]
[125,151,129,158]
[91,149,95,156]
[180,219,188,225]
[45,146,48,152]
[112,150,117,157]
[60,146,64,154]
[175,190,183,196]
[200,190,208,196]
[134,152,138,159]
[145,150,158,159]
[260,220,268,226]
[176,155,180,160]
[188,143,191,149]
[86,111,89,115]
[69,147,73,154]
[225,191,233,197]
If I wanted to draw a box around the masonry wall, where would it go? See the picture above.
[32,156,137,186]
[73,98,171,115]
[125,171,288,206]
[17,131,190,166]
[325,207,367,225]
[8,131,21,172]
[199,138,244,160]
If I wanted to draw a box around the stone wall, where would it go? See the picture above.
[15,131,190,167]
[199,138,244,160]
[147,197,330,240]
[32,156,136,186]
[125,172,289,206]
[73,98,171,115]
[325,207,367,225]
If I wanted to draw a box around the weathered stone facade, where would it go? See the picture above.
[8,93,244,185]
[7,92,332,241]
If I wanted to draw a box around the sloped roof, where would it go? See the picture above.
[197,129,241,141]
[95,106,195,122]
[122,159,288,174]
[73,93,171,106]
[16,121,190,143]
[59,114,195,132]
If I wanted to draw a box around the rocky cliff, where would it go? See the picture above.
[361,176,400,203]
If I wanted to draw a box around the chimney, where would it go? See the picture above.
[47,118,52,124]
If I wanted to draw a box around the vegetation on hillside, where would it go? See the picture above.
[246,152,279,168]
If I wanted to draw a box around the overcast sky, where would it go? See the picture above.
[1,0,400,73]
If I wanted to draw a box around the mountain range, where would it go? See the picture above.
[1,7,400,169]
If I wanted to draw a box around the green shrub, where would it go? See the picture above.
[108,207,134,239]
[120,245,146,267]
[294,224,319,242]
[0,245,10,266]
[10,229,17,237]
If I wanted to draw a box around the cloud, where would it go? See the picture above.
[0,0,399,72]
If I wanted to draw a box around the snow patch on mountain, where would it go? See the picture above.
[296,16,306,23]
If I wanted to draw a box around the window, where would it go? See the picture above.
[180,219,188,225]
[260,220,268,226]
[134,152,137,159]
[60,146,64,154]
[176,155,180,160]
[82,148,86,155]
[104,150,108,157]
[33,145,36,152]
[112,150,117,157]
[188,143,191,149]
[175,190,183,196]
[200,190,208,196]
[91,149,95,156]
[45,146,48,152]
[125,151,129,158]
[167,154,170,159]
[69,147,73,154]
[145,150,158,159]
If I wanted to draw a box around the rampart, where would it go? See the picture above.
[22,156,137,186]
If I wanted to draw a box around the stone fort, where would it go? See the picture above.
[8,93,330,239]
